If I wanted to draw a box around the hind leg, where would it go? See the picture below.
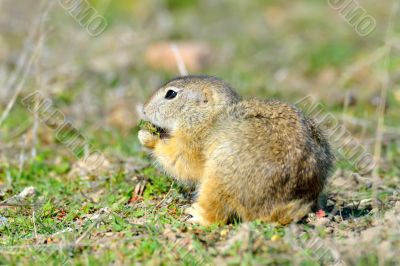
[260,200,312,225]
[186,178,232,226]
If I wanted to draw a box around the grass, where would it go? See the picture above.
[1,0,400,265]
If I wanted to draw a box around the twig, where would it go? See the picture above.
[337,46,389,88]
[75,219,101,245]
[0,203,35,207]
[154,181,175,209]
[75,208,111,244]
[32,208,38,239]
[0,0,51,127]
[372,2,399,207]
[6,169,12,188]
[0,37,43,127]
[170,43,188,76]
[18,135,27,179]
[31,111,39,158]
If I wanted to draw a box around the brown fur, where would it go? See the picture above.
[138,75,333,226]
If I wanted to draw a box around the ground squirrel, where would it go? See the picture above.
[138,75,333,226]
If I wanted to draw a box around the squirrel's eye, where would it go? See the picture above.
[165,90,177,100]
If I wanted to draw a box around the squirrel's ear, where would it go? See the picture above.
[202,91,210,104]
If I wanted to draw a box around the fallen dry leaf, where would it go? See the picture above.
[57,209,67,221]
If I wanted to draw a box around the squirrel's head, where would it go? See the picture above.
[143,75,240,132]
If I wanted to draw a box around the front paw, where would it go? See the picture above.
[185,203,212,226]
[138,129,159,149]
